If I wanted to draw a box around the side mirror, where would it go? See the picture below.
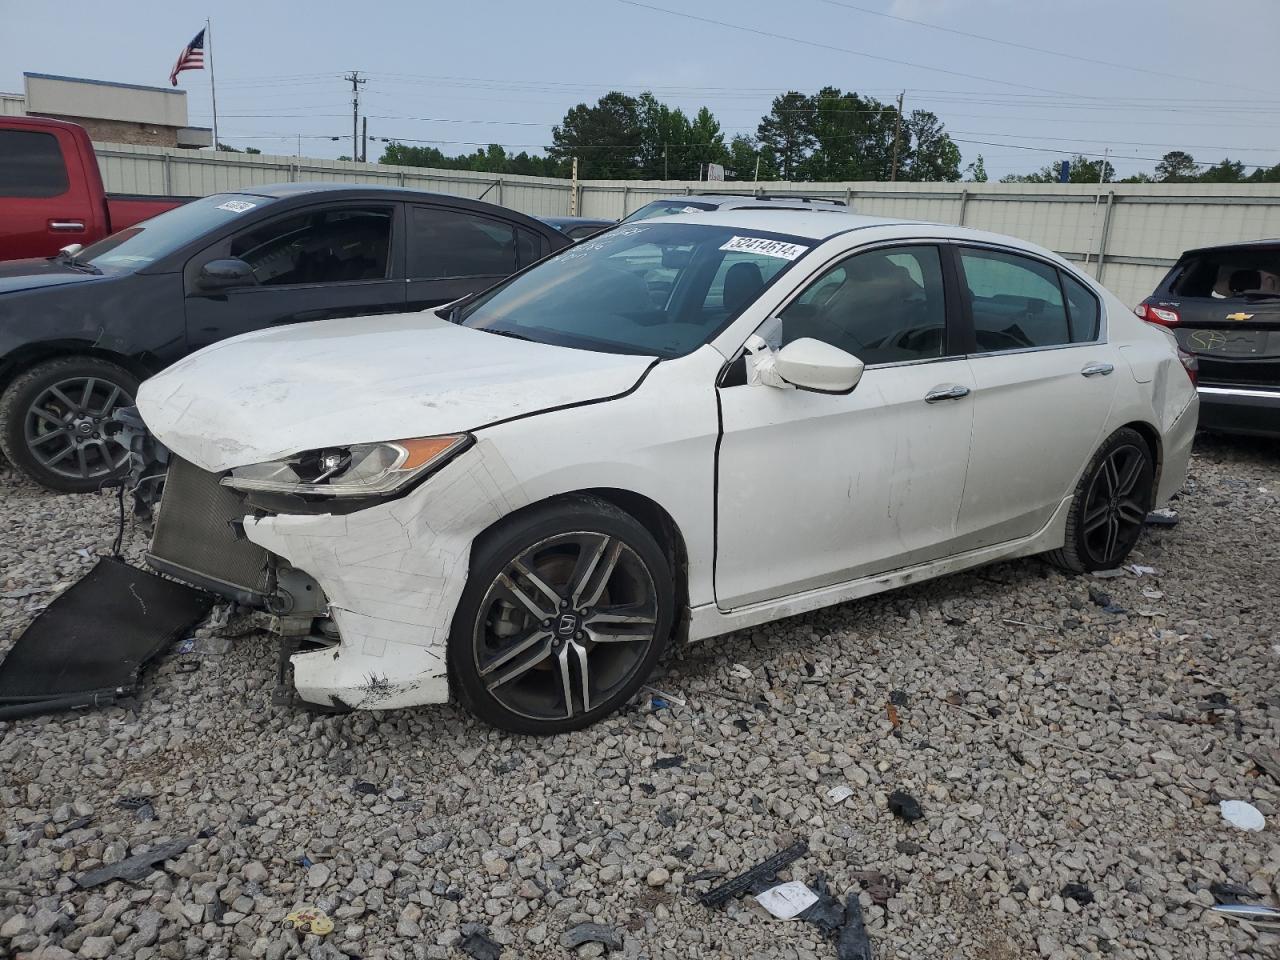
[198,258,256,292]
[773,338,865,393]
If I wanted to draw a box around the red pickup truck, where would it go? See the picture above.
[0,116,191,261]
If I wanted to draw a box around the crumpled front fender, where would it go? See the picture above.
[242,440,529,710]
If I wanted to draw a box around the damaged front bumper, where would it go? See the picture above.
[141,441,529,711]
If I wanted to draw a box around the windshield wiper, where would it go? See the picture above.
[477,327,535,342]
[50,249,102,275]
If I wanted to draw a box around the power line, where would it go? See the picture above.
[814,0,1270,96]
[611,0,1079,97]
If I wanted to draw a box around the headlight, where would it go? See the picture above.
[221,435,467,498]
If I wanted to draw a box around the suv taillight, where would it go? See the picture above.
[1177,345,1198,386]
[1136,302,1180,327]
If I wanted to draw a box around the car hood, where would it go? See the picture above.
[137,311,657,471]
[0,258,107,294]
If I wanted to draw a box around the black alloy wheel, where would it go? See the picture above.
[1048,426,1156,573]
[0,357,140,493]
[449,497,673,734]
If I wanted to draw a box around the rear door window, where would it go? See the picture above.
[1061,272,1101,342]
[229,207,392,286]
[409,206,520,279]
[958,248,1070,351]
[0,130,69,198]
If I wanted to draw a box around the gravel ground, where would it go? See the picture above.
[1,435,1278,960]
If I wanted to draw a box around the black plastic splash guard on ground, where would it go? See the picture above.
[0,557,213,719]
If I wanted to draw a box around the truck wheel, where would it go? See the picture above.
[0,357,140,493]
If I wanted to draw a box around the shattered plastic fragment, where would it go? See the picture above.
[1126,564,1157,577]
[1091,568,1126,579]
[756,880,820,919]
[282,907,334,936]
[698,841,809,909]
[1220,800,1266,832]
[730,663,753,680]
[561,922,624,951]
[835,893,873,960]
[459,925,503,960]
[887,790,924,823]
[1211,903,1280,927]
[825,785,854,806]
[76,836,198,887]
[1061,883,1094,905]
[1144,508,1179,527]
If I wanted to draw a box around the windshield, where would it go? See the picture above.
[620,199,717,224]
[1169,248,1280,299]
[79,193,277,269]
[455,222,814,358]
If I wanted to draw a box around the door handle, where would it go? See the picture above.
[48,220,86,232]
[1081,362,1114,377]
[924,384,971,403]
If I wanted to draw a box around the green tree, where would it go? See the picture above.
[800,88,896,181]
[687,106,731,178]
[549,92,643,179]
[903,110,961,182]
[757,91,816,180]
[964,154,988,182]
[1199,159,1246,183]
[1155,150,1198,182]
[636,93,692,179]
[727,134,777,181]
[1001,154,1115,183]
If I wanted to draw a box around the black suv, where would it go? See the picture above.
[1137,240,1280,438]
[0,184,569,490]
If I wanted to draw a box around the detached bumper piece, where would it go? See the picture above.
[0,558,213,720]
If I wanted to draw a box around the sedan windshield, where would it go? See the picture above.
[78,193,277,269]
[620,199,717,224]
[455,223,814,358]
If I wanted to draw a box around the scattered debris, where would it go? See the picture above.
[561,922,624,951]
[1251,748,1280,785]
[1142,588,1165,600]
[1091,568,1126,579]
[176,637,196,654]
[756,880,820,919]
[1126,564,1158,577]
[641,684,685,707]
[944,615,966,626]
[887,790,924,823]
[353,781,380,796]
[1087,587,1113,608]
[1220,800,1266,832]
[174,661,199,674]
[699,840,809,909]
[730,663,753,680]
[1061,883,1094,905]
[886,702,901,734]
[1144,508,1179,527]
[458,924,503,960]
[1209,881,1256,903]
[852,870,896,907]
[825,785,854,806]
[795,877,874,960]
[117,796,156,822]
[1211,903,1280,927]
[653,755,685,769]
[888,690,908,707]
[895,840,922,856]
[76,835,198,887]
[282,906,334,936]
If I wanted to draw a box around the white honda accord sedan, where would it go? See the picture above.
[136,210,1198,733]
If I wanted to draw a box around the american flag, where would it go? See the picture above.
[169,28,205,87]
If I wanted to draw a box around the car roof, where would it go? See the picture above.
[641,193,844,210]
[1180,238,1280,257]
[651,209,1072,264]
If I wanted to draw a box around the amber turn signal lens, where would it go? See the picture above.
[395,436,463,470]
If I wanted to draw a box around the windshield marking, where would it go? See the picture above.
[719,236,809,261]
[216,199,257,213]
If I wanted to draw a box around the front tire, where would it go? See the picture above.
[0,357,139,493]
[448,495,674,734]
[1047,427,1155,573]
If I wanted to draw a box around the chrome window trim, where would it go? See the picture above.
[1198,386,1280,400]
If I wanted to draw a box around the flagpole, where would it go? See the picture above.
[206,18,220,150]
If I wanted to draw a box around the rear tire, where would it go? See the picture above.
[448,495,674,734]
[0,357,139,493]
[1047,427,1155,573]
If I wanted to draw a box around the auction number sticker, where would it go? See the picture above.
[719,236,808,260]
[216,199,257,213]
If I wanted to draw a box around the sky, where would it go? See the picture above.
[4,0,1280,181]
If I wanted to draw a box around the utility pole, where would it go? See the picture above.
[343,70,366,161]
[663,143,668,181]
[361,117,367,163]
[890,91,905,182]
[570,157,579,216]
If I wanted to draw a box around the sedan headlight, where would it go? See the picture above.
[221,435,468,498]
